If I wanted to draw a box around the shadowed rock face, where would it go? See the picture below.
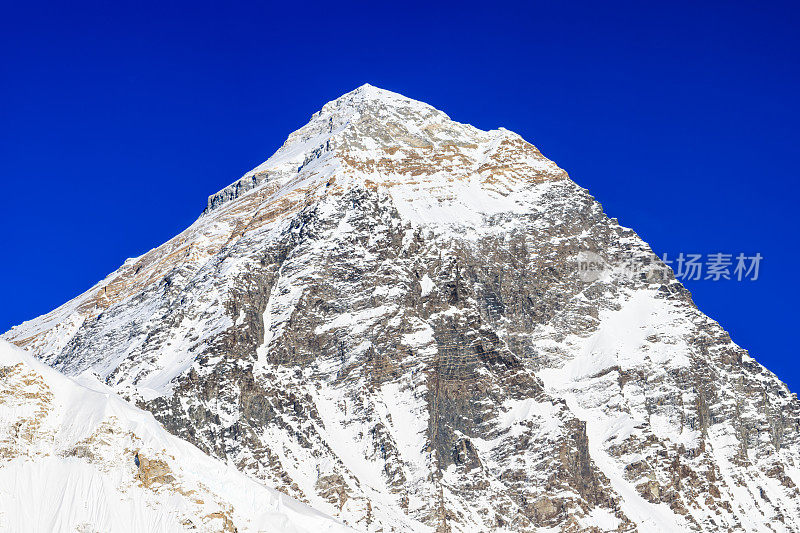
[5,84,800,532]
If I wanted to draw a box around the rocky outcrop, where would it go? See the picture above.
[204,172,270,214]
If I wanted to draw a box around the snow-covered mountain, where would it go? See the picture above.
[0,340,352,532]
[4,84,800,531]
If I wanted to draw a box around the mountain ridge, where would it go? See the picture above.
[0,339,353,532]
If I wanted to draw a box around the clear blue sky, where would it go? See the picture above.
[1,2,798,387]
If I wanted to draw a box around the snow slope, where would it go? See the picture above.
[0,340,352,533]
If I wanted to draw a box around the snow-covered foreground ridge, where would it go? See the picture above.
[4,84,800,531]
[0,340,352,533]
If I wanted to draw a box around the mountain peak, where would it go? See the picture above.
[5,86,800,532]
[202,84,563,216]
[324,83,421,106]
[338,82,395,99]
[312,83,446,124]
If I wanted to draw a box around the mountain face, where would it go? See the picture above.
[4,84,800,532]
[0,340,351,533]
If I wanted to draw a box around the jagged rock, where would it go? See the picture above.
[136,454,176,488]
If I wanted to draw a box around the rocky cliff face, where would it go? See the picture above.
[5,84,800,532]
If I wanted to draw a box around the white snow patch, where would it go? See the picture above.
[419,274,435,297]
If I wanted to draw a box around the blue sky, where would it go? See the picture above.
[1,1,798,388]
